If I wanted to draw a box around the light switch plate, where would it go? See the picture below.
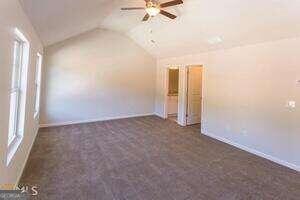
[287,101,296,108]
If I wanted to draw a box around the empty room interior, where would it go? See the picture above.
[1,0,300,199]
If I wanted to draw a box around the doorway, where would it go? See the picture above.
[186,65,203,125]
[166,67,179,123]
[163,65,203,127]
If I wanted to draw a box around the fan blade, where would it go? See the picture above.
[142,14,150,21]
[160,10,177,19]
[160,0,183,8]
[121,7,144,10]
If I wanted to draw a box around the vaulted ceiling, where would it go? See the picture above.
[21,0,300,58]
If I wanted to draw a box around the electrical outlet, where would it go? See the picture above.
[241,129,247,136]
[225,125,231,132]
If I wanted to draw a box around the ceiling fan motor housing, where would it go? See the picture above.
[146,1,159,8]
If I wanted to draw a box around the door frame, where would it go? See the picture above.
[163,65,203,126]
[163,66,186,126]
[164,66,180,121]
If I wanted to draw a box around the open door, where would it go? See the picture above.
[186,66,203,125]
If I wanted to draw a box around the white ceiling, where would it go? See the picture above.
[21,0,300,58]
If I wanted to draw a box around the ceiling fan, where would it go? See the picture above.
[121,0,183,21]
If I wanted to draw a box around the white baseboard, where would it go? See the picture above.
[39,113,155,128]
[154,112,166,119]
[202,132,300,172]
[14,127,39,189]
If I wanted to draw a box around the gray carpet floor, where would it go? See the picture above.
[20,116,300,200]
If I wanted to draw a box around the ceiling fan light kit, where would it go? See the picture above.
[146,7,160,17]
[121,0,183,21]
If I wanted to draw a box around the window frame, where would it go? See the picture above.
[8,39,23,145]
[34,53,43,119]
[7,28,30,165]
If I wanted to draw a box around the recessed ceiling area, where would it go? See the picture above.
[21,0,300,58]
[20,0,119,46]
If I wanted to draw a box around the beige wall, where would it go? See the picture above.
[156,37,300,171]
[0,0,43,186]
[40,29,156,126]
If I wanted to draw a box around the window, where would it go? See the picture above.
[34,53,42,118]
[7,28,30,165]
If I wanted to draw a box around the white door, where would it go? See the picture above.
[186,66,203,125]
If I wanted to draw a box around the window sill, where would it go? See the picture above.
[6,135,23,166]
